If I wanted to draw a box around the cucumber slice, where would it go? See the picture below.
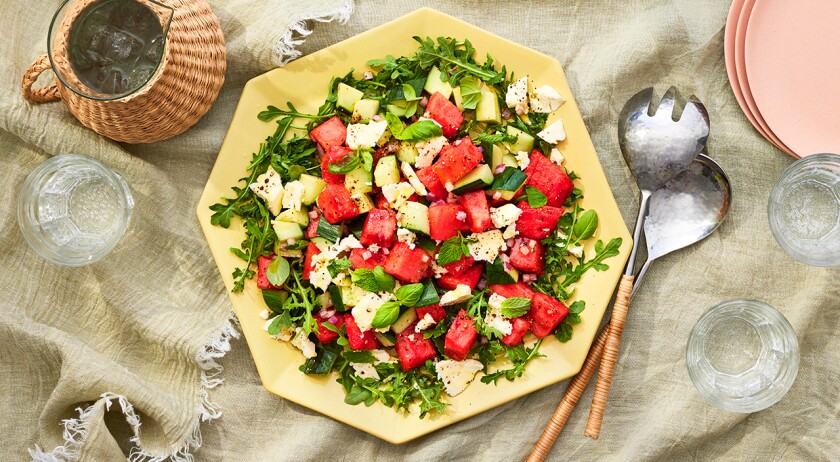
[273,241,302,259]
[316,219,342,243]
[374,331,396,347]
[502,154,519,168]
[488,143,507,169]
[351,193,375,214]
[299,174,327,206]
[272,221,303,242]
[476,90,501,123]
[337,83,364,112]
[490,166,528,191]
[452,86,465,111]
[391,307,417,334]
[505,126,535,154]
[485,256,517,285]
[423,66,453,99]
[340,284,367,308]
[452,164,494,194]
[374,155,400,187]
[311,237,331,251]
[386,100,409,117]
[351,99,380,123]
[327,284,345,312]
[399,202,430,236]
[344,165,373,195]
[397,141,419,164]
[277,208,309,227]
[415,280,440,307]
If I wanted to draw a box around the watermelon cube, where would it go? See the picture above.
[383,242,433,283]
[373,192,391,209]
[432,138,483,186]
[257,255,282,289]
[310,116,347,151]
[428,203,470,241]
[396,323,439,371]
[344,313,382,350]
[509,239,546,275]
[416,166,449,200]
[442,254,475,277]
[459,190,492,233]
[302,242,321,281]
[349,247,388,270]
[501,317,532,346]
[528,293,569,338]
[315,312,345,344]
[523,150,574,207]
[305,211,320,239]
[516,201,564,240]
[437,264,482,291]
[360,208,397,248]
[321,145,353,184]
[444,309,477,361]
[317,184,360,224]
[426,92,464,138]
[489,282,536,300]
[415,304,446,323]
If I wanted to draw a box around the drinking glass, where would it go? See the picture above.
[17,154,134,266]
[686,299,799,413]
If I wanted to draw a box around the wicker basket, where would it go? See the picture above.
[21,0,226,144]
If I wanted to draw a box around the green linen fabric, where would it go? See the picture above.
[2,0,838,461]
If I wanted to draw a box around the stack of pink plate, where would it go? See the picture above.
[725,0,840,159]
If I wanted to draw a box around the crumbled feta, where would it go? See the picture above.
[370,349,395,364]
[308,266,332,291]
[397,228,417,249]
[259,309,271,320]
[351,362,380,380]
[485,293,514,336]
[440,284,473,306]
[281,180,305,211]
[502,224,518,240]
[346,120,389,149]
[381,182,415,211]
[505,76,529,114]
[568,244,584,258]
[368,243,381,253]
[467,230,506,262]
[444,181,455,192]
[415,136,448,168]
[351,292,394,331]
[336,235,363,252]
[401,162,428,196]
[549,148,565,165]
[291,328,317,358]
[431,260,448,277]
[435,359,484,396]
[515,150,531,170]
[529,85,566,113]
[263,319,295,341]
[415,313,437,332]
[556,229,568,240]
[537,119,567,144]
[490,204,523,229]
[455,211,467,222]
[249,167,284,216]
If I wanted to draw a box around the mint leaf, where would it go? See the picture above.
[327,257,352,278]
[500,297,531,318]
[459,76,482,110]
[371,301,401,328]
[266,257,290,286]
[572,209,598,241]
[373,265,396,292]
[395,283,424,307]
[385,112,405,138]
[525,186,548,208]
[437,236,467,265]
[351,269,380,292]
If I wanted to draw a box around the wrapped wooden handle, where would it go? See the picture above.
[584,274,635,439]
[527,324,610,462]
[21,54,61,104]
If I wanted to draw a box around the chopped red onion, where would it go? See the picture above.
[309,210,319,219]
[420,97,428,107]
[319,309,335,318]
[372,114,381,121]
[477,146,484,152]
[505,238,515,247]
[328,315,340,325]
[502,109,512,119]
[523,274,537,283]
[383,248,390,255]
[476,278,487,290]
[362,250,372,260]
[316,144,325,157]
[455,211,467,221]
[495,164,507,174]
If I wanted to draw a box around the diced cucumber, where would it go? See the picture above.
[272,220,303,242]
[344,165,373,195]
[387,100,409,117]
[311,237,331,251]
[374,331,396,347]
[505,126,535,154]
[351,99,380,123]
[340,284,367,307]
[485,256,518,285]
[351,193,375,214]
[476,90,501,123]
[391,307,417,334]
[452,164,494,194]
[316,218,342,243]
[397,141,419,164]
[423,66,452,99]
[273,241,302,259]
[486,189,518,202]
[452,87,465,111]
[502,154,518,168]
[277,208,309,227]
[327,285,345,312]
[415,280,440,307]
[490,144,509,170]
[374,155,400,187]
[399,202,430,236]
[337,83,364,112]
[490,166,528,191]
[299,174,327,206]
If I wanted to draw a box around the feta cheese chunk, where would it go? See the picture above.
[291,328,317,358]
[435,359,484,396]
[259,309,271,320]
[347,120,388,149]
[549,148,565,165]
[397,227,417,249]
[263,319,294,341]
[431,260,448,277]
[537,119,567,144]
[249,167,285,216]
[400,162,428,196]
[568,244,584,258]
[490,204,523,229]
[308,266,332,291]
[351,292,394,331]
[381,182,415,211]
[281,180,305,211]
[415,313,437,332]
[502,224,518,240]
[351,362,379,380]
[440,284,473,306]
[467,230,506,263]
[485,293,513,336]
[529,85,566,113]
[415,136,448,168]
[514,150,531,170]
[370,349,395,364]
[505,76,529,114]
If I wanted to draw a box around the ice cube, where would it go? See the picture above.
[105,29,144,63]
[111,1,154,30]
[101,68,128,94]
[127,63,155,90]
[143,36,164,63]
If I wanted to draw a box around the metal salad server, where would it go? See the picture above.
[633,153,732,295]
[584,87,710,439]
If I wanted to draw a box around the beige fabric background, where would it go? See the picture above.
[2,0,838,461]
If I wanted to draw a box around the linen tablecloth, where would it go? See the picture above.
[2,1,838,460]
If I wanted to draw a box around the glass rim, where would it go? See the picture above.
[47,0,174,102]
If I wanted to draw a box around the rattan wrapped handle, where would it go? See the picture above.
[585,274,635,439]
[22,54,61,104]
[527,324,610,462]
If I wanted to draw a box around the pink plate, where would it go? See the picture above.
[724,0,766,141]
[733,0,797,157]
[745,0,840,157]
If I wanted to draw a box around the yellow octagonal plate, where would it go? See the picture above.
[197,7,632,444]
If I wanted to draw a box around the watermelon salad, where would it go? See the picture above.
[211,36,622,417]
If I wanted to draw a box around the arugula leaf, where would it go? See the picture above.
[572,209,599,240]
[371,301,402,328]
[480,340,545,384]
[327,257,352,278]
[343,350,377,363]
[344,386,373,405]
[458,76,482,109]
[525,186,548,208]
[500,297,531,318]
[413,36,506,85]
[266,256,290,286]
[374,266,396,292]
[258,102,335,123]
[395,283,424,307]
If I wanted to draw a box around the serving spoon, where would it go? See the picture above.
[528,153,731,462]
